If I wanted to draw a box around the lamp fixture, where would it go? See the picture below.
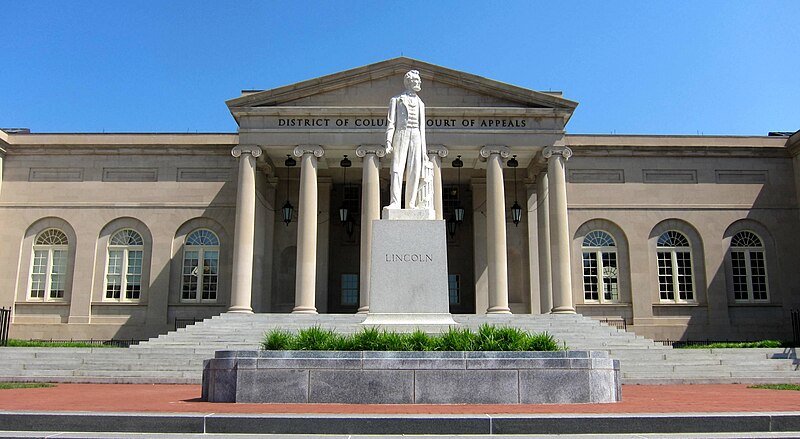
[339,155,352,225]
[282,155,296,226]
[507,155,522,227]
[447,219,457,238]
[452,155,465,225]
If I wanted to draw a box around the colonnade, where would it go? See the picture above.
[227,142,576,315]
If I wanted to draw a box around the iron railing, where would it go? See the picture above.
[0,307,10,347]
[174,318,202,331]
[599,318,627,331]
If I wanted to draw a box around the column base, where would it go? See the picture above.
[356,306,369,314]
[292,306,318,314]
[486,306,512,314]
[550,306,576,314]
[227,306,253,314]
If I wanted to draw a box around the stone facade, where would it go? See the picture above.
[1,58,798,341]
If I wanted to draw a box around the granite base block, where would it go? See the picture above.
[202,350,621,404]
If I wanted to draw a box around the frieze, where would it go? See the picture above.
[271,117,537,130]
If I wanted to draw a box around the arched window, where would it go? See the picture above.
[657,230,694,302]
[182,229,220,303]
[730,231,768,302]
[30,228,69,300]
[105,229,144,301]
[582,231,618,303]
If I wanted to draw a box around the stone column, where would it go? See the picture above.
[479,145,512,314]
[427,145,448,220]
[536,171,553,314]
[292,144,325,314]
[229,144,262,313]
[543,143,575,314]
[355,144,386,313]
[0,146,5,196]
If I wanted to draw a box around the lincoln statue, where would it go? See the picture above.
[385,70,433,213]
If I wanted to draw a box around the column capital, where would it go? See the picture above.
[355,144,386,158]
[293,144,325,158]
[479,145,512,159]
[231,145,262,158]
[543,144,573,160]
[427,144,449,158]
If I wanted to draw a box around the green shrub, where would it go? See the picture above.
[261,325,564,352]
[0,382,56,390]
[749,384,800,391]
[679,340,786,349]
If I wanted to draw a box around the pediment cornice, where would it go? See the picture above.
[226,57,578,111]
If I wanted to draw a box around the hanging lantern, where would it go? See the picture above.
[452,155,465,225]
[339,155,352,225]
[510,200,522,226]
[454,205,465,224]
[507,155,522,227]
[283,155,296,226]
[447,219,457,237]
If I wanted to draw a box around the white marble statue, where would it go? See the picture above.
[385,70,433,212]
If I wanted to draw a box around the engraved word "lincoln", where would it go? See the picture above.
[385,253,433,263]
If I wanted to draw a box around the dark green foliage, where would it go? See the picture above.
[679,340,786,349]
[262,330,295,350]
[261,325,563,351]
[0,382,56,389]
[749,384,800,391]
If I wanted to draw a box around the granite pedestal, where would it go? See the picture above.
[361,218,456,326]
[202,350,621,404]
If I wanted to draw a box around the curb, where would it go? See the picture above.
[2,412,800,435]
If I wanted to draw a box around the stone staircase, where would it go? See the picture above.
[0,313,797,385]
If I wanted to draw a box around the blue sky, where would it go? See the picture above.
[1,1,797,135]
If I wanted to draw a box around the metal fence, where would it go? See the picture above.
[0,307,10,347]
[174,318,202,331]
[20,338,140,347]
[599,318,627,331]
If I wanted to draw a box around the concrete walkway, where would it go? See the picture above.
[2,383,800,435]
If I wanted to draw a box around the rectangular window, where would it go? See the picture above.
[49,249,67,299]
[602,252,618,301]
[448,274,460,305]
[341,274,358,306]
[675,251,693,301]
[657,252,674,300]
[30,250,48,299]
[125,250,143,300]
[750,251,767,301]
[106,250,123,299]
[731,251,748,301]
[202,251,219,301]
[182,251,199,300]
[583,252,599,301]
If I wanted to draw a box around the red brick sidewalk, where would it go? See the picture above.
[1,384,800,414]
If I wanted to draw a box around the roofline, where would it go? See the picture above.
[226,57,578,110]
[566,133,788,148]
[0,130,238,146]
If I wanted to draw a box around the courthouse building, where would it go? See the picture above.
[1,57,798,342]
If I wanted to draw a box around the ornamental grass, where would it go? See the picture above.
[262,324,562,351]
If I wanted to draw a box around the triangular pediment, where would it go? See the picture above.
[226,57,578,110]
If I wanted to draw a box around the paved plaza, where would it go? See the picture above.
[2,383,800,436]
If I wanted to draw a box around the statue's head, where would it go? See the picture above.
[404,70,422,93]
